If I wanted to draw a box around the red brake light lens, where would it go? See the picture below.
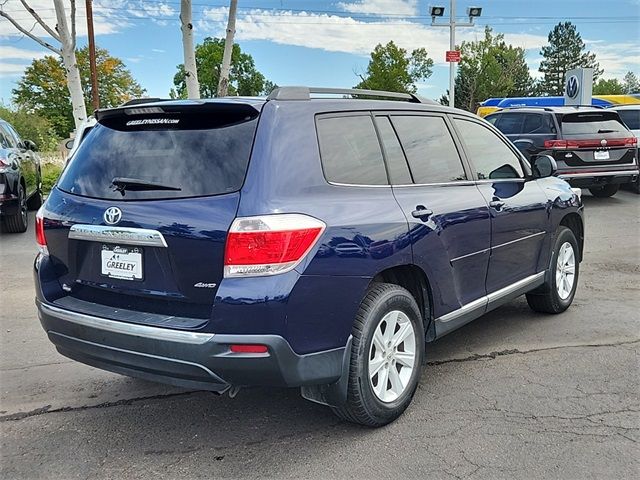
[224,214,326,278]
[545,137,637,149]
[35,207,48,254]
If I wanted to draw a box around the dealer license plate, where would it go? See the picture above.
[594,150,610,160]
[101,245,143,281]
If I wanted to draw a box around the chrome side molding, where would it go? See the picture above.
[69,224,168,247]
[437,271,545,324]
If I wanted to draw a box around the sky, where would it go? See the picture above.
[1,0,639,105]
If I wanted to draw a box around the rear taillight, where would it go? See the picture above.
[35,207,48,255]
[0,157,9,168]
[544,137,638,149]
[544,139,567,149]
[224,214,326,278]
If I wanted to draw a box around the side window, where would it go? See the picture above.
[375,116,412,184]
[522,113,555,134]
[0,125,9,148]
[453,118,524,180]
[522,114,543,134]
[5,124,22,145]
[495,113,525,135]
[316,115,388,185]
[0,125,17,148]
[484,115,498,125]
[391,115,466,184]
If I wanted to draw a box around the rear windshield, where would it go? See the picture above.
[616,109,640,131]
[57,106,259,200]
[560,112,629,138]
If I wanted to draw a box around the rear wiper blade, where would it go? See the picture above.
[111,177,182,196]
[597,129,619,133]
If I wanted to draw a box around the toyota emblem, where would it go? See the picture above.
[565,75,580,99]
[103,207,122,225]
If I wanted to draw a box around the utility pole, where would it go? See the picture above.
[430,2,483,108]
[217,0,238,97]
[86,0,99,111]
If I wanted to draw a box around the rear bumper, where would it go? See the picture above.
[36,299,347,393]
[558,169,639,188]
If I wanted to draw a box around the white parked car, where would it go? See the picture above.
[610,105,640,193]
[65,116,97,161]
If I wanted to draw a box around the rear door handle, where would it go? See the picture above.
[411,206,433,220]
[489,200,506,211]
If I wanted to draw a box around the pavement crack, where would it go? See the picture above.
[0,391,199,422]
[427,339,640,366]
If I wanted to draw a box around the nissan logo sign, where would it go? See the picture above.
[565,75,580,99]
[103,207,123,225]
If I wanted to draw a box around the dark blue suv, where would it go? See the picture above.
[34,87,584,426]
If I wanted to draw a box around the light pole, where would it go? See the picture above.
[430,3,483,108]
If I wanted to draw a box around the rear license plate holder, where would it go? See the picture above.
[594,150,610,160]
[100,245,143,281]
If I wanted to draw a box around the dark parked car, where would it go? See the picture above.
[0,118,42,232]
[485,106,639,197]
[34,88,584,426]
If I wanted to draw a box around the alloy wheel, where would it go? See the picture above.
[556,242,576,300]
[368,310,416,403]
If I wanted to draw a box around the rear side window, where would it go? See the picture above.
[57,107,259,200]
[316,115,388,185]
[496,113,525,135]
[522,114,556,134]
[0,124,18,148]
[454,119,524,180]
[616,109,640,131]
[392,115,466,184]
[375,116,412,184]
[560,112,629,137]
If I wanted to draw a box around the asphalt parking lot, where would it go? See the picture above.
[1,190,638,479]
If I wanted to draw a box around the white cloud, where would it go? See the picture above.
[0,62,30,77]
[337,0,418,16]
[198,7,548,66]
[0,45,48,60]
[0,1,177,39]
[585,41,640,79]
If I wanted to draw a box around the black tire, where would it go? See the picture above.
[3,184,28,233]
[526,227,579,314]
[588,184,619,198]
[331,283,425,427]
[27,188,43,210]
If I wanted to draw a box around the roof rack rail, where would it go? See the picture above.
[267,86,437,105]
[502,106,556,112]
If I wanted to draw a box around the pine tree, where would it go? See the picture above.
[622,71,640,94]
[538,22,602,96]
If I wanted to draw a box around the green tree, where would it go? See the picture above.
[12,47,145,138]
[593,78,625,95]
[441,27,535,111]
[622,71,640,94]
[538,22,602,96]
[354,41,433,94]
[0,104,59,151]
[172,37,267,98]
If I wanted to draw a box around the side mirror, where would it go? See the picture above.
[64,139,75,150]
[531,154,557,178]
[23,139,38,151]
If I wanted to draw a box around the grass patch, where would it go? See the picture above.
[42,163,63,196]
